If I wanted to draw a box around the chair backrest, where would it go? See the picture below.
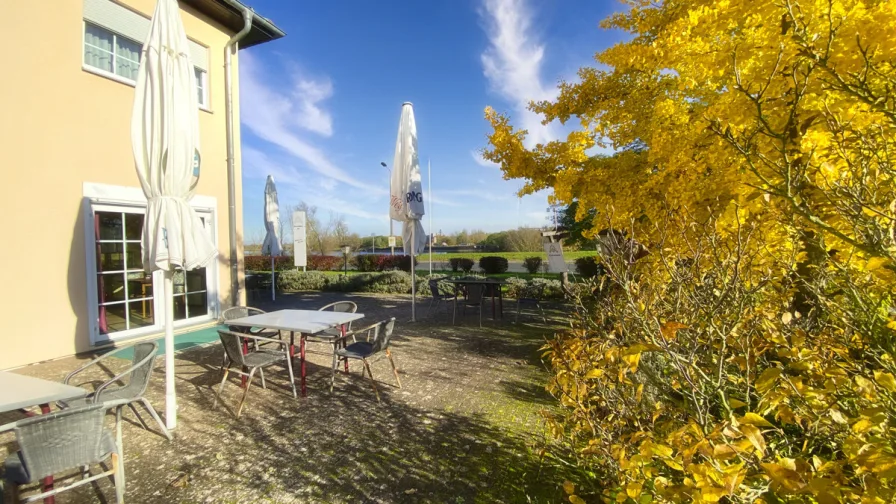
[318,301,358,314]
[466,284,486,304]
[428,280,441,297]
[319,301,358,331]
[370,318,397,353]
[222,306,265,322]
[94,341,158,403]
[218,330,252,367]
[15,404,109,481]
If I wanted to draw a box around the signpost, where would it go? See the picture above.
[293,210,307,271]
[388,235,396,250]
[544,241,567,273]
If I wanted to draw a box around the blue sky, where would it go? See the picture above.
[238,0,625,243]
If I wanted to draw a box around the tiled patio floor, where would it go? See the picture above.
[1,292,568,503]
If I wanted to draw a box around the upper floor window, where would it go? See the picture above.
[83,22,209,109]
[84,22,141,81]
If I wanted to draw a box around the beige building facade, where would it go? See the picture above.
[0,0,283,370]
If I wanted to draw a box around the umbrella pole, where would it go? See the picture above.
[271,256,276,301]
[163,269,177,430]
[411,222,416,322]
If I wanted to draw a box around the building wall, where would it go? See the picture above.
[0,0,246,369]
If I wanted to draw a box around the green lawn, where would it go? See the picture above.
[423,250,594,261]
[311,270,565,281]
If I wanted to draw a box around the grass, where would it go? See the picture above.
[420,251,595,261]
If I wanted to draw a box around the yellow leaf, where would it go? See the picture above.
[740,412,774,428]
[663,458,684,471]
[829,408,848,425]
[700,487,727,503]
[650,443,674,458]
[563,480,575,495]
[660,321,687,340]
[874,371,896,393]
[852,418,875,434]
[741,425,766,456]
[781,312,793,324]
[755,368,781,393]
[635,383,644,404]
[729,398,747,409]
[584,369,604,379]
[626,481,643,499]
[569,496,586,504]
[761,463,806,491]
[867,257,888,271]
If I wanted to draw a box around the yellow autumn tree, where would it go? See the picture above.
[483,1,896,502]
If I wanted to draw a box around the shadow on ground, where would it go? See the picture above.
[3,291,573,503]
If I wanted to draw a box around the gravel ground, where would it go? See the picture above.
[1,292,569,503]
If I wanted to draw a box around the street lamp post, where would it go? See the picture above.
[371,233,376,255]
[381,161,394,256]
[341,244,350,277]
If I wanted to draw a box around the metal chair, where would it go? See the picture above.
[311,301,359,342]
[454,283,486,327]
[516,283,546,323]
[59,341,171,441]
[331,318,400,402]
[221,306,281,340]
[427,279,456,316]
[1,404,124,503]
[214,330,296,417]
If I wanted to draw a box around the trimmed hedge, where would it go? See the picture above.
[277,270,327,291]
[353,254,416,272]
[308,255,342,271]
[244,255,294,271]
[522,257,543,274]
[449,258,475,273]
[479,256,509,274]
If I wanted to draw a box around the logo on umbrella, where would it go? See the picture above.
[406,191,423,203]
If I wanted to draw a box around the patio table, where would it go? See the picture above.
[442,278,508,319]
[225,309,364,397]
[0,371,88,504]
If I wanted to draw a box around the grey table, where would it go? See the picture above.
[442,279,508,319]
[225,309,365,397]
[0,371,87,504]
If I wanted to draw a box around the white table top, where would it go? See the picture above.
[0,371,87,414]
[225,309,365,334]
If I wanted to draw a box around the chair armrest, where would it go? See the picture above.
[336,321,379,344]
[63,346,134,385]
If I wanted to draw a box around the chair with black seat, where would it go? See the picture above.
[331,318,400,402]
[214,330,296,417]
[454,283,486,327]
[1,403,125,503]
[427,279,456,316]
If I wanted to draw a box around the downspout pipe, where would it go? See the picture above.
[224,6,254,306]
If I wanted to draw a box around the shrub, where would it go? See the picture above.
[528,278,563,299]
[307,255,342,271]
[449,258,475,273]
[478,256,509,274]
[244,255,294,272]
[573,256,601,277]
[522,256,543,274]
[502,277,529,299]
[276,271,327,291]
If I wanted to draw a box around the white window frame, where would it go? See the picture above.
[195,67,209,111]
[82,183,219,345]
[81,21,210,111]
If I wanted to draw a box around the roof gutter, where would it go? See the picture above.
[224,5,253,306]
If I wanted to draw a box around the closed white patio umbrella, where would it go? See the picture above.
[261,175,283,300]
[132,0,217,430]
[389,102,426,321]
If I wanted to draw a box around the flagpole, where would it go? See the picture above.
[428,158,433,276]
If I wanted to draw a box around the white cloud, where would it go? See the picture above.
[480,0,559,147]
[240,53,374,191]
[471,150,499,168]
